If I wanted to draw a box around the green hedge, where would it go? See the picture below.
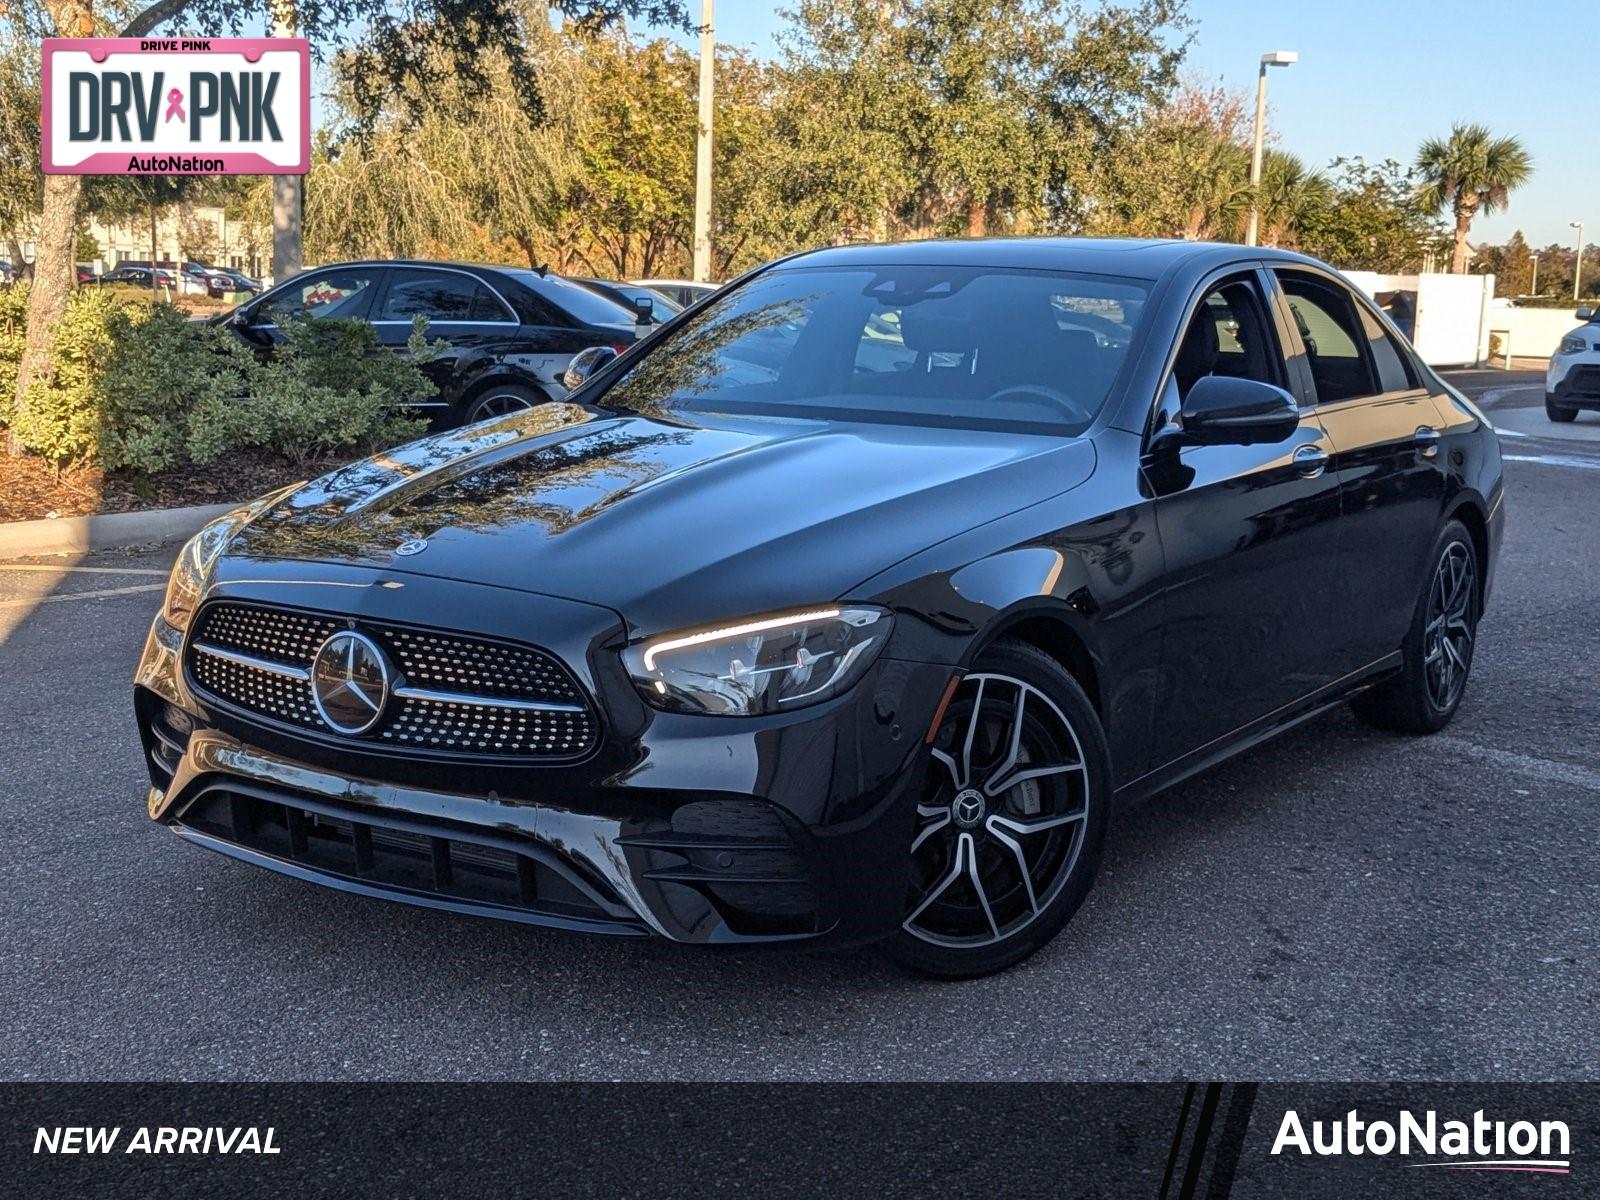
[1,287,441,474]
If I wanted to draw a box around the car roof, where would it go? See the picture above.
[779,237,1327,281]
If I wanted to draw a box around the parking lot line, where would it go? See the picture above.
[0,565,168,576]
[0,582,165,609]
[1435,737,1600,794]
[1502,453,1600,471]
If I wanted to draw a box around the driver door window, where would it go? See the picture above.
[1174,278,1285,401]
[1158,275,1286,433]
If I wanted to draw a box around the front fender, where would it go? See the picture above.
[847,436,1166,785]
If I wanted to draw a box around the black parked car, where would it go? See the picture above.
[214,261,640,425]
[572,277,681,325]
[98,265,177,288]
[136,239,1504,977]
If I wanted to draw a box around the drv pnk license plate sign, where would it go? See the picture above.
[41,38,310,175]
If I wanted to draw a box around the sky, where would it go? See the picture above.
[661,0,1594,250]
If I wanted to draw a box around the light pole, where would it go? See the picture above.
[691,0,715,283]
[1245,49,1298,248]
[1530,252,1539,295]
[1572,221,1586,301]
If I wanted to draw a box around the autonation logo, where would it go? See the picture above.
[1272,1108,1572,1175]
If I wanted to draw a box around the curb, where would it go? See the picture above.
[0,502,235,560]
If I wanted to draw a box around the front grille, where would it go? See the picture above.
[186,601,598,759]
[1564,365,1600,396]
[177,786,642,930]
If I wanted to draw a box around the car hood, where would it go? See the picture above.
[227,403,1097,633]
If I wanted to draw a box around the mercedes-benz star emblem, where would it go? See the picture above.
[395,538,428,557]
[952,788,987,828]
[310,631,392,735]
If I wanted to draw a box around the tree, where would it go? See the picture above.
[1254,150,1330,250]
[770,0,1189,244]
[1295,157,1445,273]
[5,0,690,443]
[1415,123,1533,274]
[1473,230,1534,297]
[0,40,42,281]
[1086,81,1253,241]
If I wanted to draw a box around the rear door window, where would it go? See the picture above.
[379,270,507,322]
[1275,271,1380,403]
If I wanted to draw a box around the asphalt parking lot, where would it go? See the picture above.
[0,370,1595,1083]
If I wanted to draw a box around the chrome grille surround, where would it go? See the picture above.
[185,601,598,759]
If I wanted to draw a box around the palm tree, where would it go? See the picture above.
[1252,151,1332,249]
[1416,124,1533,273]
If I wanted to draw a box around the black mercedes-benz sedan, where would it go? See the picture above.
[214,260,642,425]
[136,239,1504,977]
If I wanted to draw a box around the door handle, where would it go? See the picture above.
[1414,426,1441,458]
[1293,443,1329,478]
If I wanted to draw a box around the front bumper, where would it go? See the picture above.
[1549,359,1600,408]
[134,583,952,948]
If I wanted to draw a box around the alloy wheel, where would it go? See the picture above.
[1424,541,1476,712]
[904,673,1092,948]
[475,392,537,417]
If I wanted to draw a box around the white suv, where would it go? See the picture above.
[1547,307,1600,422]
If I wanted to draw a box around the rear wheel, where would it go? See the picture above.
[1351,519,1480,734]
[463,383,544,424]
[1546,393,1578,423]
[883,641,1111,979]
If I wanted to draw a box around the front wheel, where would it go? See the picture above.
[1546,394,1578,423]
[1351,519,1480,734]
[882,641,1111,979]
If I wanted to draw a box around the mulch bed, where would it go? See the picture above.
[0,449,350,524]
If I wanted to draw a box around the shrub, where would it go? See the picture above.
[99,305,257,474]
[7,293,442,475]
[9,287,123,466]
[0,282,26,425]
[188,316,436,468]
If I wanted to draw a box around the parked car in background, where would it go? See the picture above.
[214,260,641,425]
[75,264,96,284]
[1546,307,1600,422]
[98,265,178,289]
[633,278,720,308]
[573,278,681,325]
[0,261,15,284]
[212,268,262,296]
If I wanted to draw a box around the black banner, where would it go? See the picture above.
[3,1083,1593,1197]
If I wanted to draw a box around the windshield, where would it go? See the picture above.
[594,264,1151,435]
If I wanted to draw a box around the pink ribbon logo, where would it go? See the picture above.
[164,88,185,123]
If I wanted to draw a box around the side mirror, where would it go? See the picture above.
[562,345,619,393]
[631,295,656,326]
[1177,375,1300,446]
[1577,307,1594,321]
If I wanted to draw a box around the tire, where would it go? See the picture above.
[1545,393,1578,423]
[882,639,1112,979]
[1351,519,1480,735]
[463,383,544,424]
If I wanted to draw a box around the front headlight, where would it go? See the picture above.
[159,483,303,631]
[621,606,894,716]
[1559,334,1588,356]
